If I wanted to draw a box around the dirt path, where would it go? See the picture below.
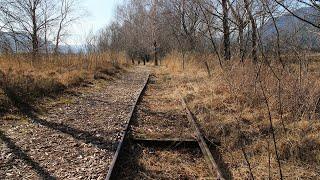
[0,67,149,179]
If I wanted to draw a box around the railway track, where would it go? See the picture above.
[106,73,229,180]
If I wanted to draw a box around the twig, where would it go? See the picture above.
[241,144,255,180]
[267,136,271,180]
[259,79,283,180]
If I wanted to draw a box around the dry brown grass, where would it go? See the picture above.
[117,144,212,179]
[0,52,128,112]
[159,52,320,179]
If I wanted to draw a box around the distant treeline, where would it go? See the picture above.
[90,0,320,65]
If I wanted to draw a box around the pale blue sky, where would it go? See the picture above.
[67,0,119,45]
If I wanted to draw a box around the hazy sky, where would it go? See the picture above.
[67,0,119,45]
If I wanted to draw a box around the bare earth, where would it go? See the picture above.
[0,67,149,179]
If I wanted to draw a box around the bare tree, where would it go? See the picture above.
[244,0,258,63]
[1,0,58,55]
[0,0,81,56]
[42,0,56,54]
[152,0,159,66]
[197,0,223,67]
[222,0,231,61]
[228,0,248,62]
[162,0,202,68]
[54,0,80,54]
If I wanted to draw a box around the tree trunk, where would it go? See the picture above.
[251,18,258,63]
[222,0,231,61]
[244,0,258,63]
[54,22,63,54]
[239,23,245,63]
[154,41,158,66]
[31,5,38,57]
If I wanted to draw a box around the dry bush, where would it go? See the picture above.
[161,52,320,178]
[223,60,320,164]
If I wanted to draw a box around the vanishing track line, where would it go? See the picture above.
[105,73,150,179]
[106,73,229,180]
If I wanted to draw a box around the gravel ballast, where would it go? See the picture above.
[0,67,149,179]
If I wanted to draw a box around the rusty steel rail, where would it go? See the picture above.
[180,95,227,180]
[105,74,150,180]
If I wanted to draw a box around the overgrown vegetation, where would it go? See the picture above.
[0,53,126,112]
[160,52,320,178]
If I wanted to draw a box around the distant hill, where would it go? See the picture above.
[261,7,320,51]
[0,32,85,54]
[0,32,32,53]
[58,44,86,54]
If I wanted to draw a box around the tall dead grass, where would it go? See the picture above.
[162,51,216,76]
[161,51,320,178]
[0,52,128,110]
